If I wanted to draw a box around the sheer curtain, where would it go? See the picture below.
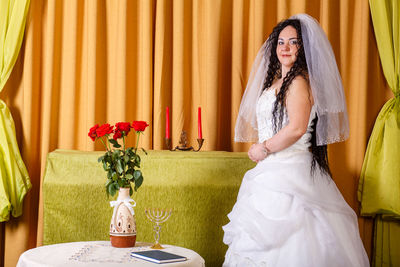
[0,0,392,266]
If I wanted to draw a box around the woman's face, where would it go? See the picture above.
[276,25,299,69]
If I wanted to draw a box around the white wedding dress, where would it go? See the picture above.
[222,88,369,267]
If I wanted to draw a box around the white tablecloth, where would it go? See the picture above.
[17,241,205,267]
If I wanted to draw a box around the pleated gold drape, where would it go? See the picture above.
[0,0,393,266]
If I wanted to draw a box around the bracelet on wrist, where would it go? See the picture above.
[263,141,271,154]
[262,147,268,157]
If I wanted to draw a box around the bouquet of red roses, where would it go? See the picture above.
[88,121,149,197]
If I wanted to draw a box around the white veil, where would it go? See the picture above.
[234,14,349,146]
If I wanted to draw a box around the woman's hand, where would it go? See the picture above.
[248,143,268,163]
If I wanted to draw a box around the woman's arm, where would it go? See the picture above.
[249,76,313,162]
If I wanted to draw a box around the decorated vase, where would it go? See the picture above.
[109,187,137,247]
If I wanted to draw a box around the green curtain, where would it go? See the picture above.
[0,0,31,221]
[358,0,399,266]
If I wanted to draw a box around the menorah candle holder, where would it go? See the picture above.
[165,130,204,151]
[145,208,172,249]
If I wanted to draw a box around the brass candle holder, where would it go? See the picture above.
[165,130,204,151]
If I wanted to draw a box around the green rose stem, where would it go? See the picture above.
[122,133,127,183]
[99,136,109,151]
[135,132,140,153]
[122,133,126,151]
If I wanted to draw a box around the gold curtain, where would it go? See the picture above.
[0,0,393,266]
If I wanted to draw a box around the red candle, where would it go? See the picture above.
[198,107,202,139]
[166,106,170,139]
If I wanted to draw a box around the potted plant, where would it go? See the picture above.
[88,120,149,247]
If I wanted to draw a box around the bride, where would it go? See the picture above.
[222,14,369,267]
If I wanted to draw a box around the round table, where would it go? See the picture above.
[17,241,205,267]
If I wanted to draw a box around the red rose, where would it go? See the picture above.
[88,124,99,141]
[113,130,122,140]
[113,122,132,140]
[96,123,114,137]
[115,122,132,134]
[132,121,149,132]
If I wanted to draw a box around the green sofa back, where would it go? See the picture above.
[43,149,255,266]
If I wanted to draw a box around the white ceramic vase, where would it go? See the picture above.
[109,187,137,247]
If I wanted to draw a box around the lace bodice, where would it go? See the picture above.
[256,88,316,152]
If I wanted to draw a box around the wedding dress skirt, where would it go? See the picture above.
[222,150,369,267]
[223,89,369,266]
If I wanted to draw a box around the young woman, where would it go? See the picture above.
[223,14,369,267]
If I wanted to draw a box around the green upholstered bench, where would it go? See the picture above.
[42,149,255,266]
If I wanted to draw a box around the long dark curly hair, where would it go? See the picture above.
[262,19,332,177]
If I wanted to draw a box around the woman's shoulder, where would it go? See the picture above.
[292,70,309,82]
[287,74,314,104]
[289,74,310,91]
